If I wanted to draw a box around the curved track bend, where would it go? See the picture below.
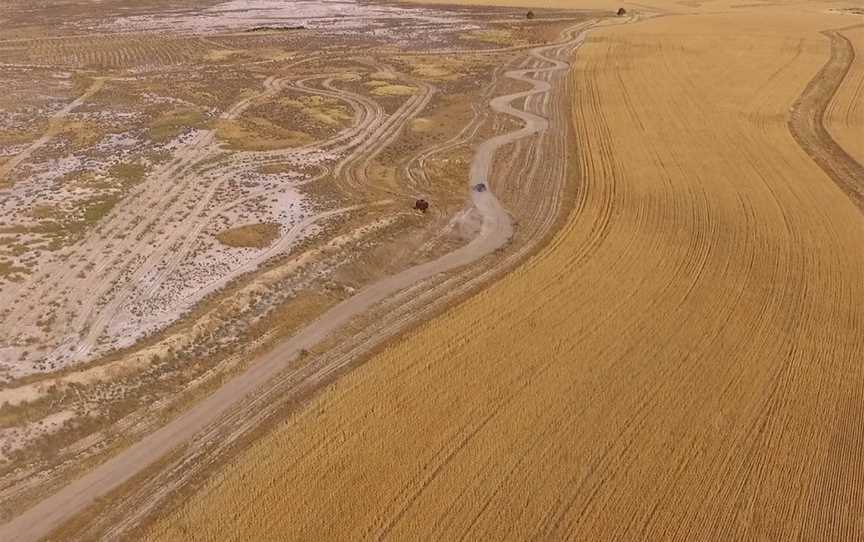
[0,22,595,542]
[788,27,864,211]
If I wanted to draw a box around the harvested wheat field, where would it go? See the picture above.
[1,0,597,539]
[142,0,864,540]
[825,24,864,165]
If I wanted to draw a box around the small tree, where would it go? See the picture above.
[617,7,627,15]
[414,199,430,212]
[526,10,535,19]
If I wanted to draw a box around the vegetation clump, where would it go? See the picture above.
[216,223,281,249]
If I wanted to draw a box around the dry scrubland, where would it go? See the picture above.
[148,0,864,540]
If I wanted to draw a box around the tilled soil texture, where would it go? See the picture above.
[0,0,597,539]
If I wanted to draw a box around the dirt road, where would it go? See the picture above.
[0,23,590,542]
[788,27,864,210]
[0,78,106,185]
[143,2,864,539]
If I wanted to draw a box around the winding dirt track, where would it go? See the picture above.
[0,24,591,542]
[0,54,397,372]
[142,4,864,540]
[789,27,864,210]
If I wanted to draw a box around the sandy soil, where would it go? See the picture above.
[140,1,864,540]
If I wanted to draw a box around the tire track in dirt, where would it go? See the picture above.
[0,22,596,542]
[1,60,386,368]
[788,27,864,211]
[98,28,592,538]
[0,78,106,185]
[73,71,370,352]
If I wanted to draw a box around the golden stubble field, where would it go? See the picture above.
[146,1,864,540]
[826,25,864,164]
